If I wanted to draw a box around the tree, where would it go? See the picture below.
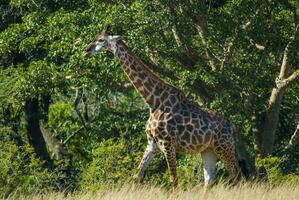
[0,0,298,195]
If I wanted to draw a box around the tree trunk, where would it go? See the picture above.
[24,97,53,169]
[260,87,286,156]
[39,94,72,160]
[39,120,68,160]
[253,87,286,181]
[257,23,298,158]
[253,22,298,179]
[20,94,74,191]
[195,15,220,71]
[43,94,74,192]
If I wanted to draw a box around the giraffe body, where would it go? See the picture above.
[147,103,234,155]
[142,101,240,186]
[82,26,243,188]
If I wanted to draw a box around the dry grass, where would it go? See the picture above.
[6,183,299,200]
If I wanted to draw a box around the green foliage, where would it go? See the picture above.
[81,141,205,189]
[0,0,298,196]
[257,156,287,185]
[0,128,61,197]
[176,155,204,187]
[257,156,299,185]
[80,139,139,190]
[48,103,73,126]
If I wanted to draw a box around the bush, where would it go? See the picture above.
[0,128,62,198]
[80,138,140,190]
[256,155,299,185]
[80,138,208,189]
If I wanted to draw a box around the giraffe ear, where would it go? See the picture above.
[103,24,120,40]
[104,24,112,32]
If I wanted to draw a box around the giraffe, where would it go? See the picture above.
[82,26,247,188]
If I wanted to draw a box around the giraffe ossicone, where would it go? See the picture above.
[82,26,246,188]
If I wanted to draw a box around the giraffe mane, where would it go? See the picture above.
[117,40,186,97]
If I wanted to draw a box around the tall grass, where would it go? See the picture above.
[5,183,299,200]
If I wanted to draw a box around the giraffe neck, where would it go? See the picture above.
[112,40,182,109]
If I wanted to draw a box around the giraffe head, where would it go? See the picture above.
[82,25,121,57]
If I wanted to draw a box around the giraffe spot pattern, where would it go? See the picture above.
[84,33,242,185]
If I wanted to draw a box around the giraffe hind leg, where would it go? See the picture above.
[201,149,218,189]
[214,146,241,185]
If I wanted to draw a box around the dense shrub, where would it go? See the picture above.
[80,139,139,190]
[1,0,298,196]
[0,128,62,198]
[257,156,299,185]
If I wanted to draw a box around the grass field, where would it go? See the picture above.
[5,183,299,200]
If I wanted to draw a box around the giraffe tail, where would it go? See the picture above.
[233,125,250,179]
[238,159,250,179]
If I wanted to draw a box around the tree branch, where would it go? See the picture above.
[277,24,299,88]
[195,16,220,71]
[278,35,296,80]
[171,26,182,47]
[157,29,196,69]
[63,126,85,145]
[279,69,299,89]
[285,121,299,150]
[74,87,89,131]
[220,5,264,70]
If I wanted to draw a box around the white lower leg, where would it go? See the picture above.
[134,139,157,182]
[201,150,217,189]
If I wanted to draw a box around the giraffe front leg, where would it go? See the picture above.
[133,138,157,184]
[201,149,218,190]
[161,142,178,188]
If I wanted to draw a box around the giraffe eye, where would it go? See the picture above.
[99,39,105,42]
